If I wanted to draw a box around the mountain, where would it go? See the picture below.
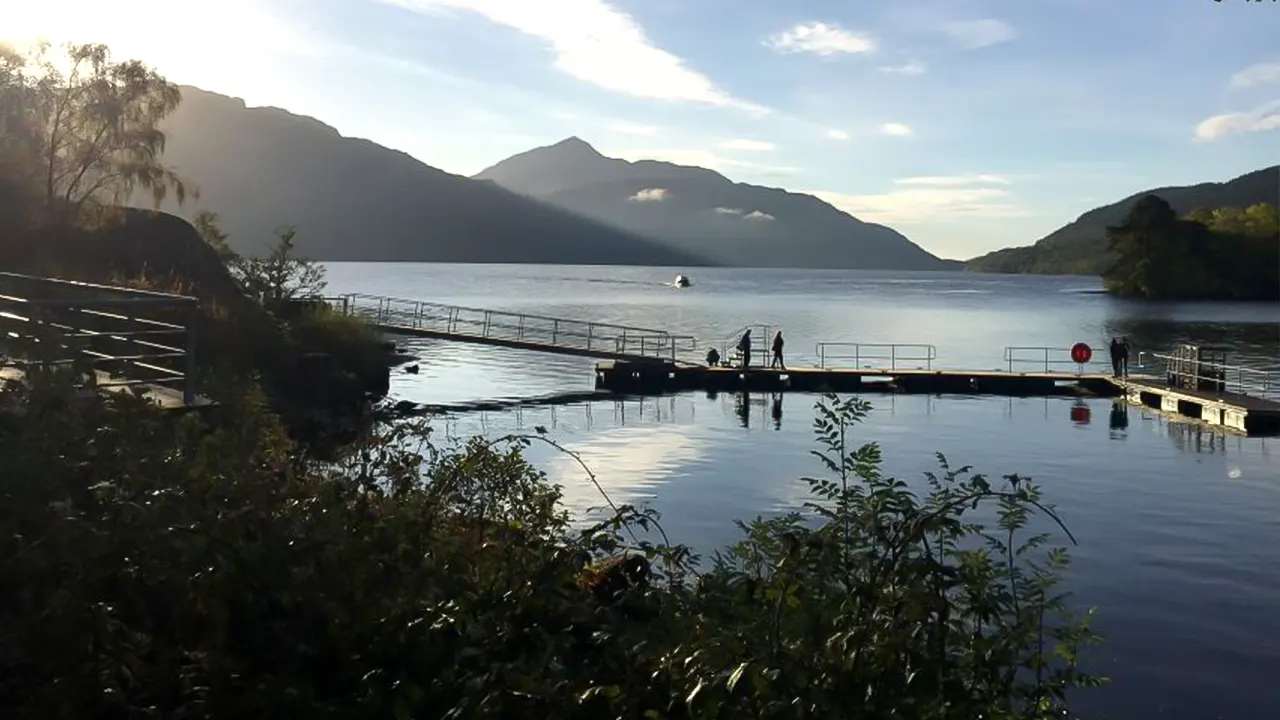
[137,87,706,267]
[967,166,1280,275]
[474,138,951,270]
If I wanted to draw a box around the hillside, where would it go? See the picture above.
[475,138,950,271]
[967,166,1280,275]
[135,88,706,267]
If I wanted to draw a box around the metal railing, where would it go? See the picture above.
[0,272,199,405]
[1137,351,1275,401]
[1003,346,1111,374]
[336,294,695,361]
[816,342,937,370]
[719,325,773,367]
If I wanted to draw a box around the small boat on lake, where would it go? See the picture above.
[673,274,691,288]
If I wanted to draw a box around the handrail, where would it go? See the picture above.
[0,279,198,405]
[344,293,670,337]
[816,342,936,370]
[341,293,686,360]
[719,324,773,368]
[1003,346,1110,374]
[1137,350,1275,400]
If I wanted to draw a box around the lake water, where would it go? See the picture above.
[325,263,1280,720]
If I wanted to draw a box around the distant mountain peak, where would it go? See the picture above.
[548,136,601,155]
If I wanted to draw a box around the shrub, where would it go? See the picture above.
[0,379,1103,719]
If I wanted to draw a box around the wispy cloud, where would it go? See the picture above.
[880,123,913,137]
[877,60,926,75]
[380,0,768,114]
[809,187,1030,224]
[1229,62,1280,89]
[825,129,850,141]
[766,22,875,56]
[714,207,743,215]
[1194,100,1280,140]
[941,19,1016,50]
[896,174,1010,186]
[744,211,775,221]
[629,187,669,202]
[611,122,658,136]
[718,138,776,151]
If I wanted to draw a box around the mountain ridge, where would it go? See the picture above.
[134,86,710,267]
[967,165,1280,275]
[475,138,952,271]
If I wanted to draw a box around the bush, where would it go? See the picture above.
[0,379,1104,719]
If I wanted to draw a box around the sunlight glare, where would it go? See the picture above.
[2,0,314,99]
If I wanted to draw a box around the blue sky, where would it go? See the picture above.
[8,0,1280,259]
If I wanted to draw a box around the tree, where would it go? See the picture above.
[235,226,327,307]
[192,210,237,264]
[10,41,192,227]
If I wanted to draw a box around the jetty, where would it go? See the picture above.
[0,272,209,411]
[337,293,1280,436]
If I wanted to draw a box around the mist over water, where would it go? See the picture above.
[326,263,1280,720]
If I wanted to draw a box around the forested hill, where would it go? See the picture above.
[967,166,1279,275]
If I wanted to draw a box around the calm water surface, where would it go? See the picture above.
[326,263,1280,720]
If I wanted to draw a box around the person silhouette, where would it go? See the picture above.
[770,331,785,370]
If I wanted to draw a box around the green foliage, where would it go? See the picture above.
[0,41,192,227]
[0,385,1104,718]
[193,209,238,264]
[1104,196,1279,300]
[234,225,328,308]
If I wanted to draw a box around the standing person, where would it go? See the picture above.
[1120,337,1131,377]
[770,330,785,370]
[1108,338,1122,378]
[738,330,752,369]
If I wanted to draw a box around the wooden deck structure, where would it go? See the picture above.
[0,273,210,411]
[332,294,1279,436]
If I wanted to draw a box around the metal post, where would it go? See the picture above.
[483,311,492,338]
[518,315,525,340]
[586,324,593,350]
[891,345,897,371]
[552,319,559,344]
[183,302,197,407]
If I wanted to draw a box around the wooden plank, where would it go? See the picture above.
[1114,376,1280,413]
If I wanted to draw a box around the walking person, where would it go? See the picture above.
[1108,337,1122,378]
[1120,337,1131,377]
[738,330,752,369]
[770,330,785,370]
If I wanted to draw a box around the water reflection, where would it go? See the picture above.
[1109,400,1130,439]
[1102,314,1280,371]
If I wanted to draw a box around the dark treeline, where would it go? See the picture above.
[1103,195,1279,301]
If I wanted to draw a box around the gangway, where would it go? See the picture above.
[332,294,699,363]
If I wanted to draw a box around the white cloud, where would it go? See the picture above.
[941,19,1016,50]
[825,129,850,141]
[766,22,875,56]
[1194,100,1280,140]
[895,174,1010,186]
[880,122,913,137]
[611,122,658,136]
[629,187,669,202]
[1229,62,1280,89]
[744,211,776,222]
[714,207,744,215]
[807,187,1031,224]
[877,61,926,75]
[718,138,776,151]
[381,0,768,114]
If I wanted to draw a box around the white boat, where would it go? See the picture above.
[673,274,691,288]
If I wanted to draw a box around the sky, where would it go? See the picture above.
[5,0,1279,259]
